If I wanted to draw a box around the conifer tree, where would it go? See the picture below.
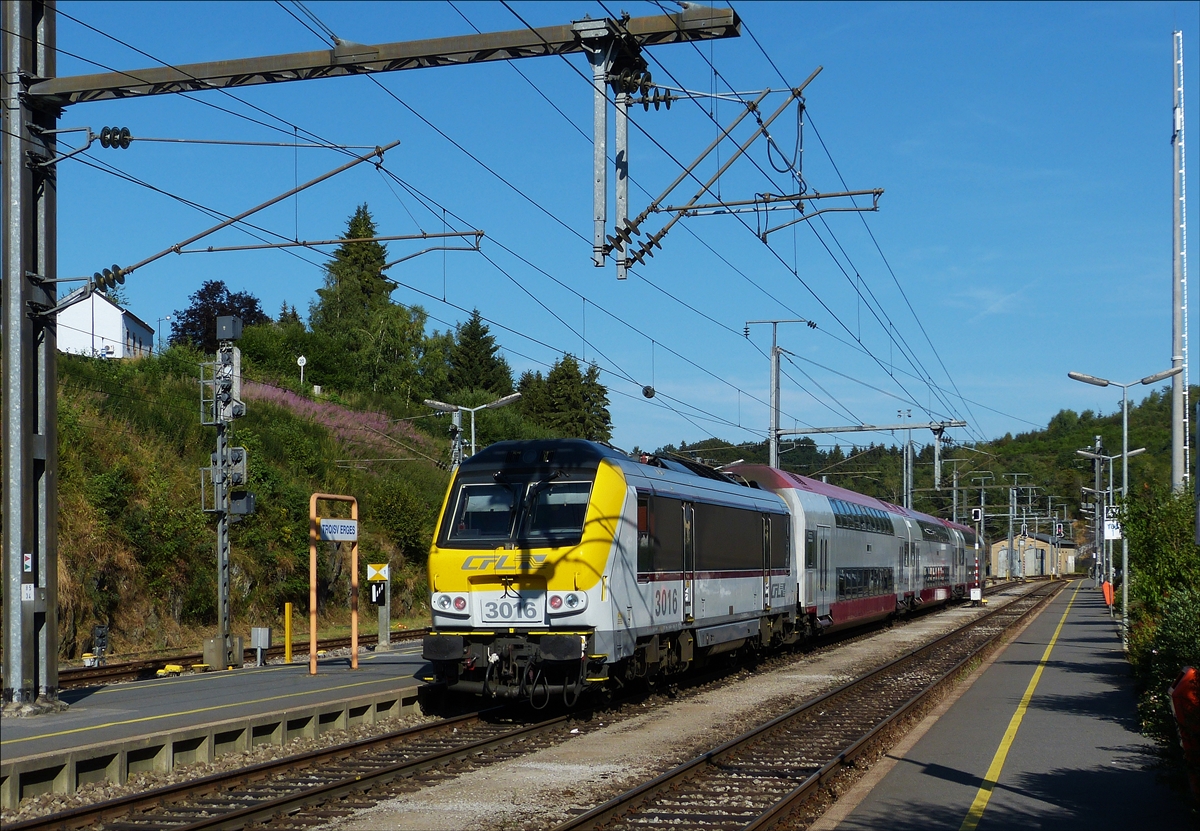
[518,355,611,441]
[447,310,513,395]
[310,204,390,332]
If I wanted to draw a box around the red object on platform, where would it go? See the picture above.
[1169,666,1200,798]
[1102,581,1114,606]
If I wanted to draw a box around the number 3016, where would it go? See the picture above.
[654,588,679,617]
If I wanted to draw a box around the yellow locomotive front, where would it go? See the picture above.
[421,439,630,703]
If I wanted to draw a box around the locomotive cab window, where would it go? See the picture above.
[447,484,518,541]
[522,481,592,542]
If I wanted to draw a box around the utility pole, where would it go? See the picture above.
[745,319,814,467]
[1004,473,1030,580]
[1172,30,1189,492]
[1,2,740,709]
[201,317,253,671]
[2,1,60,713]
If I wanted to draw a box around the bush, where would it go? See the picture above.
[1129,587,1200,743]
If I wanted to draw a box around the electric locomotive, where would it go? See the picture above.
[421,439,795,704]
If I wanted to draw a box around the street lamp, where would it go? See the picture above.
[424,392,522,461]
[1069,365,1182,649]
[156,315,171,355]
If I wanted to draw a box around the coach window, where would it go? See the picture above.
[637,495,654,575]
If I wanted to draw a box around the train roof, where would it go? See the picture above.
[461,438,627,472]
[462,440,786,513]
[727,463,974,535]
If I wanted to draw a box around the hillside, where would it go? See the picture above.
[56,348,453,658]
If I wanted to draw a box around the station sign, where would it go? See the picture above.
[1104,506,1122,541]
[367,563,390,582]
[318,518,358,541]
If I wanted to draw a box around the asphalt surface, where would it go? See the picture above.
[0,642,429,761]
[834,579,1195,831]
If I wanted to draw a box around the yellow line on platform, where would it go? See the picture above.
[0,675,404,747]
[958,580,1081,831]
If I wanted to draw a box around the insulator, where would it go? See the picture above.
[642,95,650,112]
[99,127,111,149]
[118,127,131,149]
[111,264,125,284]
[653,90,662,111]
[665,91,672,110]
[642,385,656,399]
[92,271,103,288]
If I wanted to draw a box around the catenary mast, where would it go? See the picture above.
[1172,30,1189,491]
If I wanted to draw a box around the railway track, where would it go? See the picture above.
[57,629,429,689]
[555,579,1063,831]
[4,708,574,831]
[16,580,1036,830]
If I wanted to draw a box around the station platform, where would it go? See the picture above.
[820,579,1196,831]
[0,640,431,808]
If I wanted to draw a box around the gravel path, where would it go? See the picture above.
[330,589,1030,831]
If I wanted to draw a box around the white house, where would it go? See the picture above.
[56,288,154,359]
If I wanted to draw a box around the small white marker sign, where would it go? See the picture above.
[319,518,358,541]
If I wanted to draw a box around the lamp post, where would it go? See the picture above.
[156,315,171,355]
[424,393,522,462]
[1069,366,1182,649]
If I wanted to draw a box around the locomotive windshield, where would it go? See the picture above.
[442,476,593,548]
[447,484,519,542]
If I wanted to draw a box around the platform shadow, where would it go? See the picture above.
[838,759,1195,830]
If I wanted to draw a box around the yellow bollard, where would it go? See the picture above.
[284,602,293,664]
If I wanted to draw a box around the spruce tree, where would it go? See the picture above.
[310,204,390,332]
[448,310,513,395]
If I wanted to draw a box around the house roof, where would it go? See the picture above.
[59,286,153,332]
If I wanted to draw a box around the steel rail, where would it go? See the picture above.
[556,580,1062,830]
[57,628,430,689]
[5,708,571,831]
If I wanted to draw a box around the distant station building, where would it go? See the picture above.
[56,287,154,359]
[990,532,1076,579]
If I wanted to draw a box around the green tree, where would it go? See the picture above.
[306,205,435,395]
[447,310,513,396]
[310,204,391,332]
[518,354,611,441]
[171,280,269,354]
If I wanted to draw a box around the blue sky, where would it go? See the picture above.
[49,1,1199,454]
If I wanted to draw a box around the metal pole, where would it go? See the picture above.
[470,408,477,458]
[615,86,629,280]
[1173,30,1189,491]
[1121,385,1130,648]
[3,0,61,711]
[215,415,232,667]
[587,38,608,267]
[770,323,780,468]
[1007,487,1015,581]
[1094,435,1103,587]
[952,466,958,525]
[451,410,463,469]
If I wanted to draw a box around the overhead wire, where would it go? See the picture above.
[520,1,943,424]
[637,0,958,426]
[727,2,984,441]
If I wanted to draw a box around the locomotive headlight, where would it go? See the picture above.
[435,594,451,610]
[548,592,586,615]
[453,596,467,611]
